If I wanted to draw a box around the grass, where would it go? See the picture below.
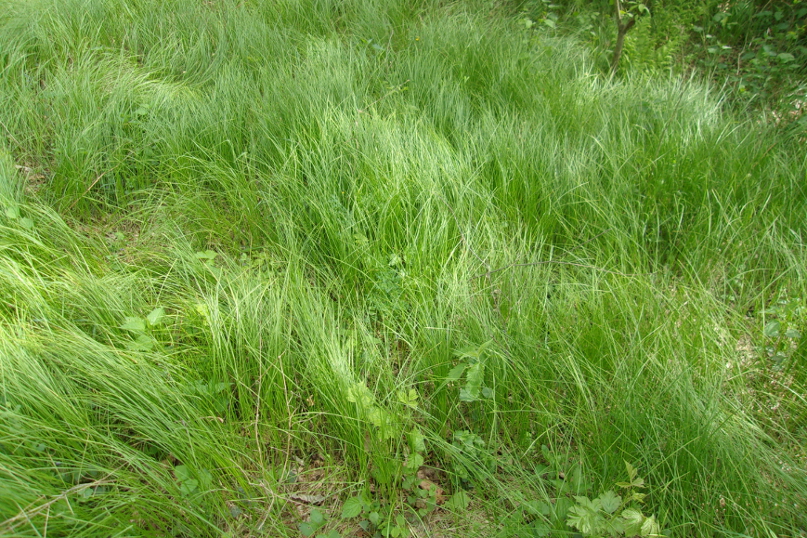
[1,0,806,536]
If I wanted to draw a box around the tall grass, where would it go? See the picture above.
[1,0,806,536]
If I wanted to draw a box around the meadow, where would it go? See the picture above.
[0,0,806,536]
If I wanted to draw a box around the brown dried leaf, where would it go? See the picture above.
[418,479,446,505]
[288,493,327,505]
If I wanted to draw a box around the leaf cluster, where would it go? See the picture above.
[119,306,165,351]
[566,463,663,538]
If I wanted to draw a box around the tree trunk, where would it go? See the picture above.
[611,18,635,74]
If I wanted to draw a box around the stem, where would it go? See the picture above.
[611,0,637,74]
[612,19,636,74]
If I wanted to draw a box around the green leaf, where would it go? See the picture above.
[5,206,19,219]
[785,329,801,339]
[346,383,373,406]
[445,490,470,511]
[125,334,155,351]
[523,500,552,516]
[570,464,593,493]
[641,514,660,536]
[195,250,218,261]
[299,523,316,537]
[625,461,638,482]
[19,217,34,229]
[174,464,210,496]
[341,497,363,519]
[566,502,604,535]
[120,317,146,332]
[621,508,644,535]
[453,340,492,361]
[197,469,212,490]
[778,52,795,62]
[446,363,466,381]
[459,362,484,402]
[622,461,645,488]
[554,497,573,519]
[309,509,326,527]
[368,511,380,526]
[606,516,628,535]
[573,495,601,512]
[408,428,426,454]
[146,307,166,326]
[597,490,622,514]
[533,463,549,476]
[764,320,781,337]
[531,522,552,537]
[397,388,419,407]
[179,478,198,495]
[174,465,191,481]
[404,453,424,474]
[366,406,394,434]
[553,479,569,495]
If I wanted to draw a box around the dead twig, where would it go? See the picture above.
[66,164,123,211]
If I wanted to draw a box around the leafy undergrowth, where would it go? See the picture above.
[1,0,806,537]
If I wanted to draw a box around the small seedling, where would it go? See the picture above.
[3,204,34,229]
[340,494,409,538]
[451,430,494,482]
[195,250,222,277]
[120,307,166,351]
[449,341,494,402]
[761,296,804,370]
[401,428,442,517]
[299,508,341,538]
[174,464,212,497]
[188,381,232,414]
[566,462,663,537]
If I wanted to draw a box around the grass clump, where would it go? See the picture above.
[1,0,806,536]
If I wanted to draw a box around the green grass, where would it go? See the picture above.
[1,0,806,536]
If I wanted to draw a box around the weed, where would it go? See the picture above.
[566,463,663,537]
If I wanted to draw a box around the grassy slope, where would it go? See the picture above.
[1,0,806,536]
